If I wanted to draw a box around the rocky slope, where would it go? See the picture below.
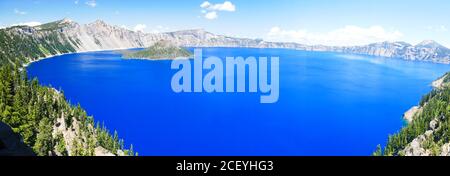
[400,74,450,156]
[0,20,77,66]
[377,73,450,156]
[332,41,450,64]
[0,122,35,156]
[0,65,133,156]
[2,18,450,66]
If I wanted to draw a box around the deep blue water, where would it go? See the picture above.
[27,48,450,156]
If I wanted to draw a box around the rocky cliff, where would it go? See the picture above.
[0,122,35,156]
[332,41,450,64]
[377,73,450,156]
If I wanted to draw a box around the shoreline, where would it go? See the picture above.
[403,73,448,123]
[22,47,143,68]
[432,74,447,89]
[123,55,193,61]
[21,45,450,68]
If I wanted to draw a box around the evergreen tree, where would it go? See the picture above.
[372,145,383,156]
[55,133,68,156]
[33,118,54,156]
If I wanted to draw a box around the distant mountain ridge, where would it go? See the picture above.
[1,18,450,66]
[333,41,450,63]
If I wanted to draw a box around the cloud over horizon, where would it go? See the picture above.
[1,21,42,28]
[13,22,42,27]
[267,25,404,46]
[14,9,27,15]
[426,25,448,32]
[200,1,235,20]
[204,11,218,20]
[85,0,97,8]
[133,24,147,32]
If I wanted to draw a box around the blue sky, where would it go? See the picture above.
[1,0,450,46]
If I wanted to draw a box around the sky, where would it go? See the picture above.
[1,0,450,47]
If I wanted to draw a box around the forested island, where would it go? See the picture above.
[122,40,193,60]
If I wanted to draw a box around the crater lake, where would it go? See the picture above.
[26,48,450,156]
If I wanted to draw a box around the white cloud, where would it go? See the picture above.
[85,0,97,7]
[267,25,404,46]
[74,0,79,5]
[200,1,211,8]
[119,25,131,30]
[11,22,42,27]
[426,25,448,32]
[148,25,170,33]
[14,9,27,15]
[204,11,218,20]
[1,21,42,29]
[201,1,235,12]
[200,1,235,20]
[133,24,147,32]
[121,24,169,33]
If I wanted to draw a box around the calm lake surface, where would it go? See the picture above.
[27,48,450,156]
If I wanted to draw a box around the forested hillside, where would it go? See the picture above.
[0,65,135,156]
[0,24,77,66]
[0,19,136,156]
[374,73,450,156]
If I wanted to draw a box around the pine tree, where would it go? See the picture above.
[55,133,68,156]
[33,118,54,156]
[129,144,134,156]
[372,145,383,156]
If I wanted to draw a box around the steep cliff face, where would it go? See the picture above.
[62,19,146,51]
[335,41,450,64]
[336,42,412,58]
[0,22,77,66]
[0,19,148,67]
